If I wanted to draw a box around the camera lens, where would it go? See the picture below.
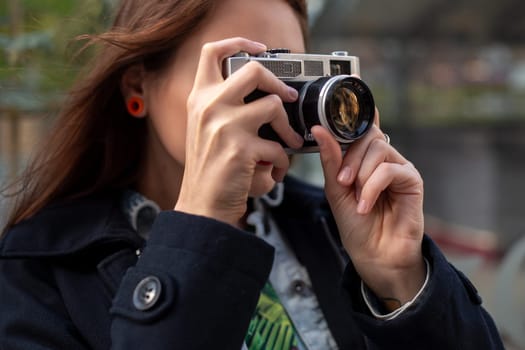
[330,85,360,135]
[299,75,375,144]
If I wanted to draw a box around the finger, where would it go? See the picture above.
[252,139,291,182]
[357,162,422,215]
[336,124,385,186]
[195,37,267,86]
[311,126,345,196]
[271,166,288,184]
[354,138,407,195]
[224,60,298,103]
[241,94,303,149]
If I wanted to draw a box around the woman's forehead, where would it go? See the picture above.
[199,0,305,53]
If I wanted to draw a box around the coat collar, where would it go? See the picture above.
[0,177,325,259]
[0,192,144,258]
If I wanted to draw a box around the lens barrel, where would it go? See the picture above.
[299,75,374,143]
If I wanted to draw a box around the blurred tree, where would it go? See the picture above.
[0,0,112,112]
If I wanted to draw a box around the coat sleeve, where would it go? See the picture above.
[110,211,274,350]
[341,236,505,349]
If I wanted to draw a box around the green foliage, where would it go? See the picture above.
[0,0,111,111]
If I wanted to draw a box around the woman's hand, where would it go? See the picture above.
[312,112,426,306]
[175,37,303,226]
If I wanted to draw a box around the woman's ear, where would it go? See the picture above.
[121,64,147,118]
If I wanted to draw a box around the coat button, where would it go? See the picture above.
[133,276,162,311]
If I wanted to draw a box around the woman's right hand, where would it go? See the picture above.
[174,37,303,226]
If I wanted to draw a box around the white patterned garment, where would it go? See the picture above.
[247,183,339,350]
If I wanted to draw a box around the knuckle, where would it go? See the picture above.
[201,42,217,56]
[206,119,232,147]
[199,101,221,124]
[218,145,244,167]
[186,91,199,111]
[243,61,264,78]
[187,94,219,124]
[369,137,385,150]
[269,140,284,153]
[370,125,383,137]
[405,161,416,170]
[264,99,287,128]
[266,94,283,111]
[408,162,424,181]
[377,162,393,173]
[247,60,264,71]
[404,161,418,174]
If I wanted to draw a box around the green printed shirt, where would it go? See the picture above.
[245,283,304,350]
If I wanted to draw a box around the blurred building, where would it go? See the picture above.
[297,1,525,348]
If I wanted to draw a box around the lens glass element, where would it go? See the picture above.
[330,85,360,135]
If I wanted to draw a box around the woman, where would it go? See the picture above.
[0,0,503,349]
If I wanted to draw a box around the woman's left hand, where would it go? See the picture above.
[311,111,426,306]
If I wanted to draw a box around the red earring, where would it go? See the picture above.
[127,96,145,117]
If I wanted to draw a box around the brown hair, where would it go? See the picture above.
[2,0,308,232]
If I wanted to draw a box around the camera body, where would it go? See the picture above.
[223,50,375,153]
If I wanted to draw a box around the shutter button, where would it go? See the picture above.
[133,276,162,311]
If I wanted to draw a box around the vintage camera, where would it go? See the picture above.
[223,49,375,153]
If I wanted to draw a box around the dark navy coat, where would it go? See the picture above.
[0,177,504,349]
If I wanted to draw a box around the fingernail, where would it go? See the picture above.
[288,87,298,100]
[357,199,368,214]
[337,166,353,184]
[294,132,304,146]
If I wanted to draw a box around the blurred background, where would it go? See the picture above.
[1,0,524,348]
